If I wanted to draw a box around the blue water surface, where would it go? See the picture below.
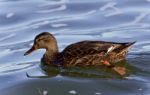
[0,0,150,95]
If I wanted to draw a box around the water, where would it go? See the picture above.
[0,0,150,95]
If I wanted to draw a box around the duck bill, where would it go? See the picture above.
[24,46,36,56]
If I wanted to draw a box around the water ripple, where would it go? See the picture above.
[0,61,38,74]
[36,5,67,13]
[0,0,150,94]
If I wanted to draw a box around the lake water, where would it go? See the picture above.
[0,0,150,95]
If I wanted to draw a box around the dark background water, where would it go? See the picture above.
[0,0,150,95]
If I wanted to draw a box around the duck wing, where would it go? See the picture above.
[60,41,134,66]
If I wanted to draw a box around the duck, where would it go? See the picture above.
[24,32,135,68]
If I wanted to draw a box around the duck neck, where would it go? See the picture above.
[42,41,59,65]
[46,48,59,58]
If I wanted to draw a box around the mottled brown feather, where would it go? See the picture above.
[58,41,135,66]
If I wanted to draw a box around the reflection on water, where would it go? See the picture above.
[38,60,132,79]
[0,0,150,95]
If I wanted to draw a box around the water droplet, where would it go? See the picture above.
[138,88,143,91]
[43,90,48,95]
[69,90,77,94]
[95,92,101,95]
[6,13,15,18]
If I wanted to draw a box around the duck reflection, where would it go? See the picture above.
[27,60,135,79]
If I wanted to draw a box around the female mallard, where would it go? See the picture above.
[24,32,135,68]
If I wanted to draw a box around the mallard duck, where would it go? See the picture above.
[24,32,135,68]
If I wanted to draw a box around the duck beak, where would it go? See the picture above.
[24,46,36,56]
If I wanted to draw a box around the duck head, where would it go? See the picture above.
[24,32,59,56]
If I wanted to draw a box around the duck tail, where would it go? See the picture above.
[123,41,136,50]
[116,41,136,56]
[127,41,136,47]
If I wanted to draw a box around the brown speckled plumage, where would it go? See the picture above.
[24,32,136,67]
